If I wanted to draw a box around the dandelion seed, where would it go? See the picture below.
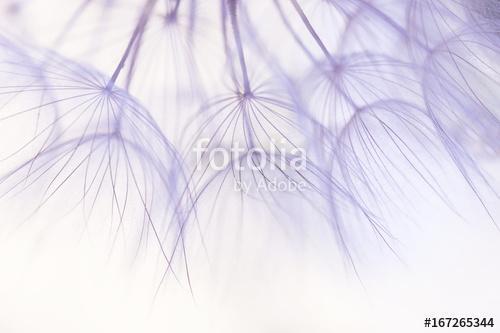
[0,32,195,287]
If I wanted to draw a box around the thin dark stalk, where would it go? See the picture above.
[171,0,182,17]
[107,0,158,88]
[227,0,251,94]
[289,0,335,65]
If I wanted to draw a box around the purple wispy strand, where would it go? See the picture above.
[0,0,499,276]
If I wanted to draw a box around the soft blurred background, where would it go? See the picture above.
[0,0,499,332]
[0,163,499,333]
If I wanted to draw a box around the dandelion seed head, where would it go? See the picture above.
[1,0,499,280]
[0,38,189,273]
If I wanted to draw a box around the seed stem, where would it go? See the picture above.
[227,0,251,94]
[107,0,158,89]
[289,0,335,64]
